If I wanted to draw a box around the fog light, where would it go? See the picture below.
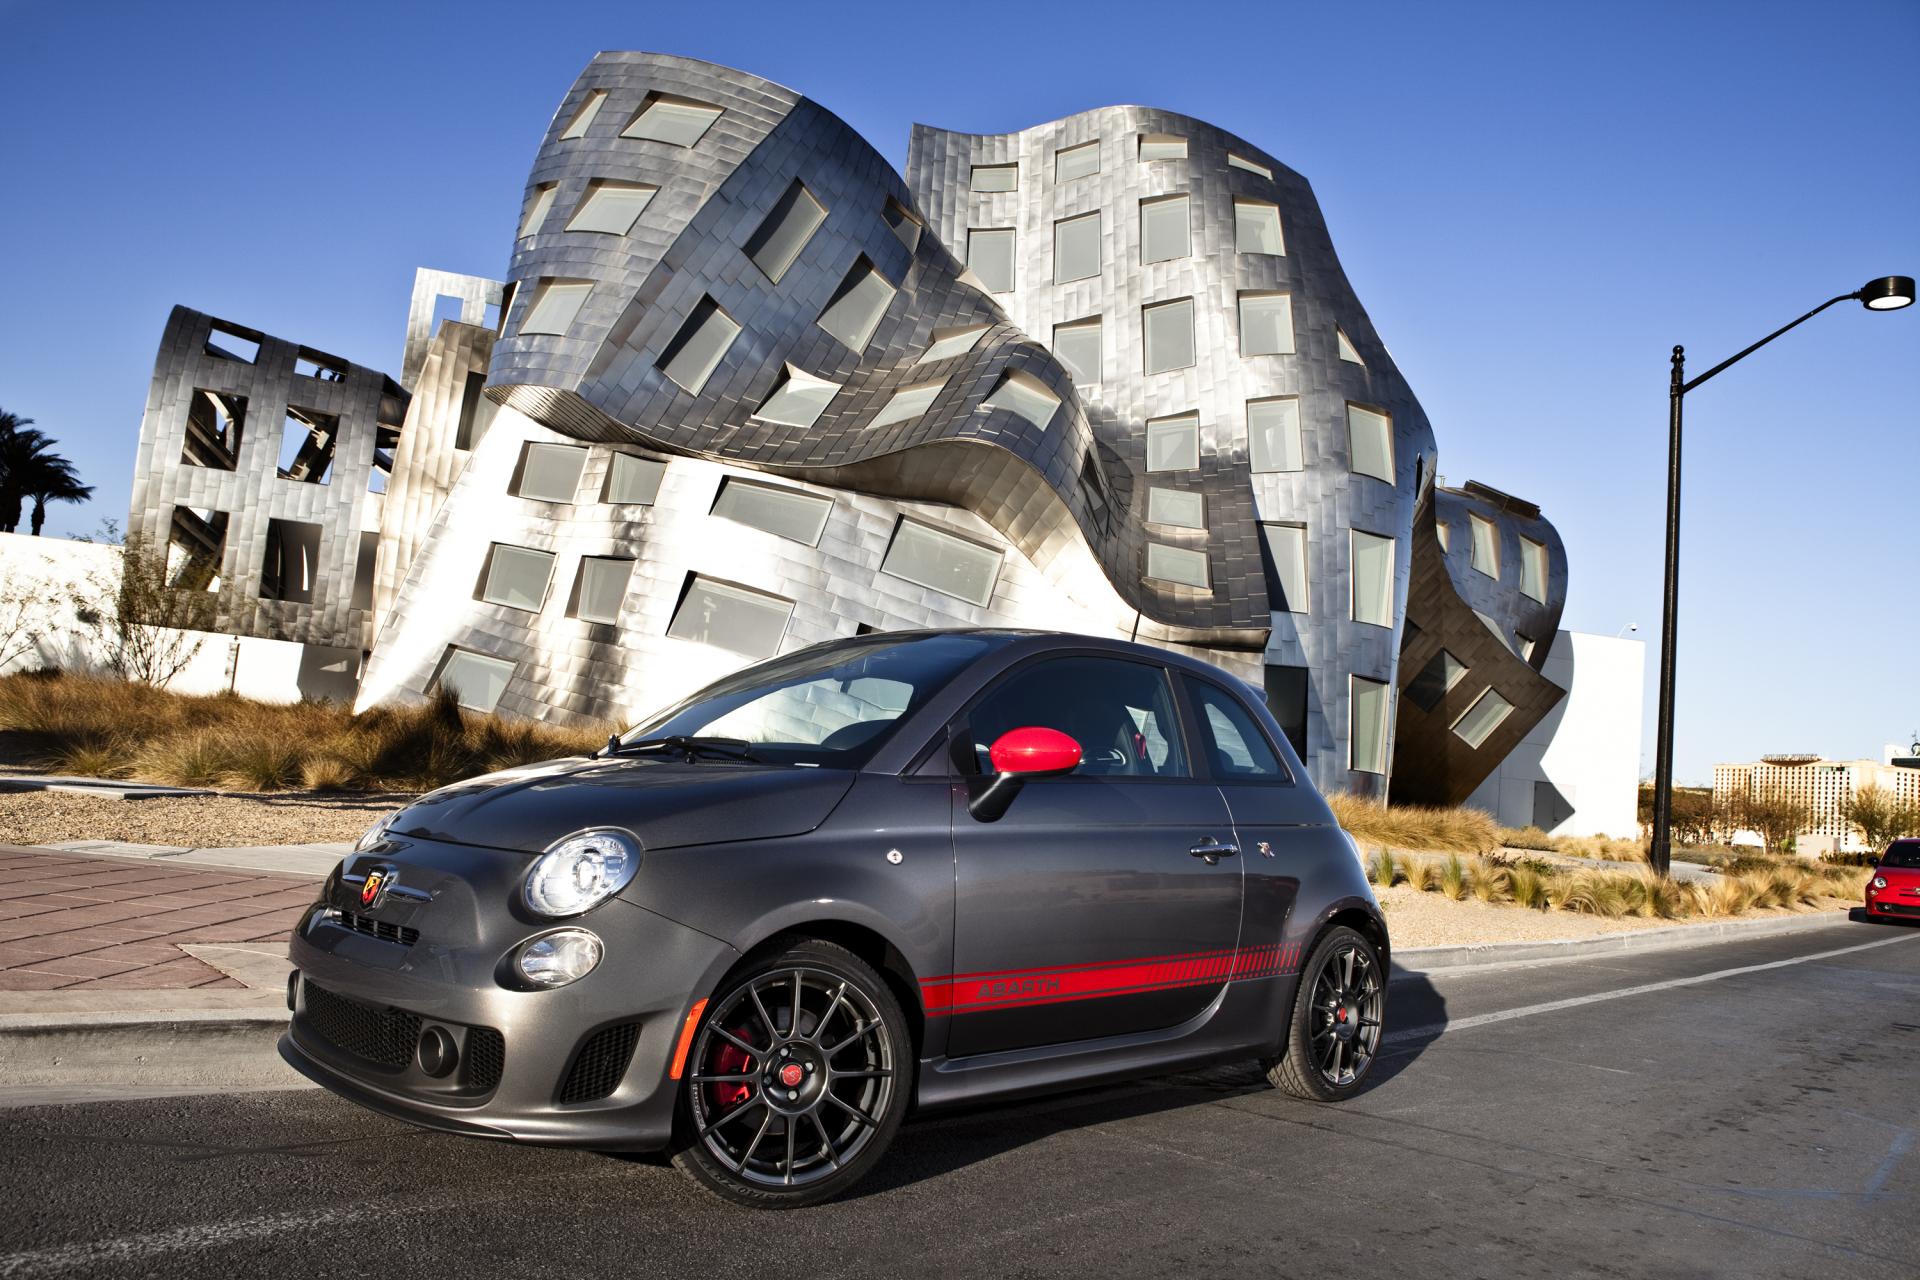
[418,1025,458,1078]
[517,929,603,989]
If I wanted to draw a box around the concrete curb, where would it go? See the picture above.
[0,1011,303,1102]
[1392,908,1859,977]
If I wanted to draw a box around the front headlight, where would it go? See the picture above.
[523,828,642,917]
[1872,876,1888,890]
[355,810,401,851]
[516,929,603,988]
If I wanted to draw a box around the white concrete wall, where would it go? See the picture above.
[1467,630,1646,837]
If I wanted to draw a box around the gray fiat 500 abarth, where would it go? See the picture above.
[282,629,1389,1207]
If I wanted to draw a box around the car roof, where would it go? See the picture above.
[790,626,1254,685]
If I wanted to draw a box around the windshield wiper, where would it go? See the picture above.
[603,734,759,763]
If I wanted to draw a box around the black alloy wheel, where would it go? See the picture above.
[673,937,908,1207]
[1265,925,1386,1101]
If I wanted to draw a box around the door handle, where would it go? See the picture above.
[1189,838,1239,864]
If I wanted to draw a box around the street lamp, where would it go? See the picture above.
[1648,275,1913,877]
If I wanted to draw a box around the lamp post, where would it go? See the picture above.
[1647,275,1914,876]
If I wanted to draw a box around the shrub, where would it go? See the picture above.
[1402,856,1437,892]
[1497,825,1559,852]
[1470,858,1511,904]
[1366,847,1399,888]
[1439,854,1469,900]
[1820,850,1878,868]
[1507,862,1550,910]
[1326,794,1499,855]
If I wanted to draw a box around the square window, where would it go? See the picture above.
[921,325,989,363]
[205,323,260,363]
[1053,318,1101,384]
[711,477,833,546]
[1139,133,1187,161]
[1146,543,1209,589]
[1141,194,1191,263]
[1350,676,1391,773]
[1238,292,1294,356]
[1520,536,1549,602]
[261,519,322,603]
[573,556,634,624]
[1055,141,1100,182]
[605,452,666,505]
[480,544,555,612]
[277,407,336,485]
[559,90,606,140]
[621,94,722,146]
[669,576,794,658]
[435,648,515,713]
[657,296,741,395]
[1337,328,1365,364]
[1451,688,1515,750]
[1262,523,1309,613]
[181,389,245,470]
[1147,487,1204,529]
[970,164,1017,192]
[1470,513,1499,577]
[1347,404,1393,483]
[817,259,897,351]
[294,349,347,381]
[166,506,227,592]
[1054,211,1101,284]
[981,371,1060,430]
[880,519,1003,606]
[566,181,657,236]
[1146,412,1199,471]
[967,228,1016,293]
[870,380,946,428]
[1234,198,1285,255]
[1406,649,1468,712]
[520,279,592,336]
[746,181,829,283]
[752,365,840,428]
[1228,153,1273,179]
[513,441,587,502]
[1350,529,1394,627]
[519,184,557,239]
[1143,297,1195,374]
[883,198,922,252]
[1247,397,1302,473]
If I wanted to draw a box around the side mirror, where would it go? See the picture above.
[968,727,1081,823]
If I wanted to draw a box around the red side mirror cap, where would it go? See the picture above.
[988,726,1082,776]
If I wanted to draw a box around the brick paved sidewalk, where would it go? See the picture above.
[0,846,318,992]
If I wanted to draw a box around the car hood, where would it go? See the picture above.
[1877,865,1920,889]
[386,756,858,854]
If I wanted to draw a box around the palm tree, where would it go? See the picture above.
[0,410,92,535]
[25,457,93,535]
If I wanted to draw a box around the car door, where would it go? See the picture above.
[940,653,1243,1058]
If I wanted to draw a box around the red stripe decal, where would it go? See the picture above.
[921,941,1301,1018]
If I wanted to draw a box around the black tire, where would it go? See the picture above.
[1265,925,1386,1101]
[671,937,909,1208]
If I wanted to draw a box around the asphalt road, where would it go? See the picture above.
[2,921,1917,1280]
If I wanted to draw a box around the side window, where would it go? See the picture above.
[967,656,1189,779]
[1185,677,1287,780]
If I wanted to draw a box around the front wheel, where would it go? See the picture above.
[672,938,909,1208]
[1265,925,1386,1101]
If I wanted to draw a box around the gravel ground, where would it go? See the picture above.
[0,791,400,847]
[1378,883,1856,948]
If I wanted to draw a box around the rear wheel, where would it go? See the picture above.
[671,938,908,1208]
[1265,925,1385,1101]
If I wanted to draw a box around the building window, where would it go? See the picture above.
[454,371,490,451]
[260,519,321,603]
[883,198,922,252]
[870,380,945,428]
[435,647,515,713]
[1406,649,1468,712]
[480,543,555,612]
[605,452,666,505]
[181,389,245,470]
[922,325,989,362]
[165,506,227,591]
[293,349,347,382]
[351,531,377,611]
[519,184,558,239]
[1228,153,1273,179]
[204,323,260,363]
[1146,543,1210,589]
[1146,412,1199,471]
[1147,487,1204,529]
[668,576,793,658]
[746,181,829,283]
[1262,522,1308,613]
[1347,404,1393,483]
[1247,396,1302,473]
[1518,635,1537,661]
[967,228,1016,293]
[1436,521,1451,552]
[1053,212,1101,284]
[512,442,587,503]
[1264,663,1308,759]
[566,181,657,236]
[559,90,606,140]
[277,407,336,485]
[1238,292,1294,356]
[817,259,897,351]
[1143,297,1195,374]
[1053,317,1101,384]
[881,519,1002,606]
[657,297,741,395]
[1351,530,1394,626]
[1337,328,1364,365]
[980,371,1060,430]
[1451,688,1515,750]
[1234,199,1285,255]
[520,280,592,336]
[1055,140,1100,182]
[1140,194,1190,263]
[752,365,840,428]
[621,94,722,146]
[1469,513,1499,577]
[1139,133,1187,161]
[970,164,1017,192]
[1350,676,1390,774]
[711,477,833,546]
[1519,536,1548,602]
[572,556,634,625]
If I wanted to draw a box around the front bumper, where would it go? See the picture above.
[283,836,737,1150]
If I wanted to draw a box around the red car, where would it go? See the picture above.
[1864,838,1920,921]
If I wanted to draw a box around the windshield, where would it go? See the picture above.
[1882,840,1920,869]
[623,634,994,768]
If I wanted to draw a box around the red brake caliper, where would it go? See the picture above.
[706,1023,757,1111]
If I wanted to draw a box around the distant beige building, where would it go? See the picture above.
[1713,753,1920,854]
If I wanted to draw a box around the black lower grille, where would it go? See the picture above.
[1874,900,1920,916]
[557,1022,641,1104]
[465,1027,506,1091]
[335,910,420,946]
[301,980,420,1071]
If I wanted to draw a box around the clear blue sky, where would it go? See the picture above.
[2,0,1914,783]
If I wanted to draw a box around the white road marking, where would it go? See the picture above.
[1387,932,1919,1045]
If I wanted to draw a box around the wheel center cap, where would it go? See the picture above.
[779,1062,805,1088]
[1335,1006,1348,1024]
